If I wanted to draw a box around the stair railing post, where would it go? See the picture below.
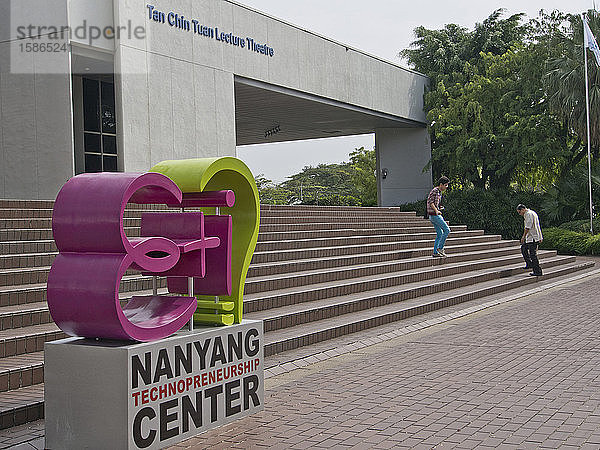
[188,276,194,331]
[181,205,194,332]
[215,206,220,314]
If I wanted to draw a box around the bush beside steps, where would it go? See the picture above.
[540,228,600,256]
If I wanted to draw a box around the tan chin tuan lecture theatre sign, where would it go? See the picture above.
[44,158,264,450]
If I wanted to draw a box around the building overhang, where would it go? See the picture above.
[234,77,426,146]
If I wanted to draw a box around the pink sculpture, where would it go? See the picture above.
[47,172,233,342]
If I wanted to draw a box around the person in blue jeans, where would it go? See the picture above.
[427,176,450,257]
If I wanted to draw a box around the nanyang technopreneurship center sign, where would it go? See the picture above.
[44,159,264,449]
[45,321,264,450]
[129,323,263,448]
[147,4,276,57]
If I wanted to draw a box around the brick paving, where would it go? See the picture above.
[173,270,600,449]
[2,269,600,449]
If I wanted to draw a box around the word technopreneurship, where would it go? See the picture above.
[129,326,263,449]
[146,4,275,57]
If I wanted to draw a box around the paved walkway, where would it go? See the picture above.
[4,268,600,449]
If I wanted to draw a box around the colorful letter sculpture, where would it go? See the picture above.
[150,157,260,327]
[47,157,260,342]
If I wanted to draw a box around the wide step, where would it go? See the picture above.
[0,200,594,431]
[262,260,594,356]
[243,250,558,308]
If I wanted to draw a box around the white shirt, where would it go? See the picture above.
[524,210,543,243]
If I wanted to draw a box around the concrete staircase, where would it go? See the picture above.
[0,199,594,429]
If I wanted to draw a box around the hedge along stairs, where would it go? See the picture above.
[0,200,594,429]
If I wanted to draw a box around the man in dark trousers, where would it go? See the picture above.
[517,204,543,276]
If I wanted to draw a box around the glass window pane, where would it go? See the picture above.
[101,82,116,134]
[103,135,117,154]
[83,78,100,132]
[84,133,101,153]
[85,154,102,173]
[103,155,118,172]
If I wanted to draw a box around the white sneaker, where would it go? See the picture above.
[437,249,448,257]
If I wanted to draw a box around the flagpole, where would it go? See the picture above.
[583,12,594,234]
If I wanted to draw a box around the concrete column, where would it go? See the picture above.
[375,127,432,206]
[115,46,237,173]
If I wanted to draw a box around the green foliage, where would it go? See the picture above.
[397,199,427,215]
[539,228,598,255]
[255,147,376,206]
[279,163,360,206]
[540,161,600,224]
[254,175,292,205]
[558,219,600,233]
[443,188,550,239]
[544,10,600,159]
[401,9,527,89]
[398,187,600,254]
[401,9,586,190]
[349,147,377,206]
[590,234,600,255]
[394,9,600,240]
[427,46,568,189]
[398,188,549,240]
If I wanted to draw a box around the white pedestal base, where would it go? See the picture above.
[45,320,264,450]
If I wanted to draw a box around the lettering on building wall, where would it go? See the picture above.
[146,4,275,57]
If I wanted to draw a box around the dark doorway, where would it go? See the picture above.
[73,76,118,174]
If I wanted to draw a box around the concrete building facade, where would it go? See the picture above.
[0,0,432,205]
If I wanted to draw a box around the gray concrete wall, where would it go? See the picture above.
[69,0,115,52]
[0,0,74,200]
[116,0,429,118]
[114,44,236,172]
[0,0,431,199]
[376,127,432,206]
[114,0,429,172]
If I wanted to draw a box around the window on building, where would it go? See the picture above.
[82,78,118,173]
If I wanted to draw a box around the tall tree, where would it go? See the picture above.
[349,147,377,206]
[425,43,569,189]
[401,9,587,189]
[279,163,361,206]
[543,10,600,165]
[254,148,377,206]
[254,174,292,205]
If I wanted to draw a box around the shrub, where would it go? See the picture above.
[398,188,599,255]
[397,199,427,217]
[398,188,549,240]
[541,162,600,226]
[558,219,600,234]
[539,227,596,255]
[587,234,600,255]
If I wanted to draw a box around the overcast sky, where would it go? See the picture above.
[235,0,596,183]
